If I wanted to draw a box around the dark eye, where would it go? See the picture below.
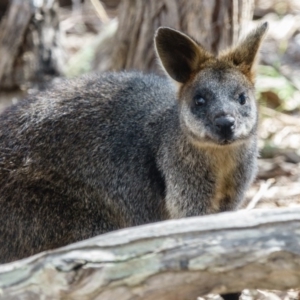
[238,93,246,105]
[194,96,206,106]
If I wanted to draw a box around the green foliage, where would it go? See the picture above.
[256,65,297,111]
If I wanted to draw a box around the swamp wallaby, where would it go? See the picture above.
[0,23,267,263]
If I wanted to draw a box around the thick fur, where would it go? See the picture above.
[0,24,267,263]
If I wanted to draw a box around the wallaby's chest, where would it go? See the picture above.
[207,149,239,212]
[185,146,242,214]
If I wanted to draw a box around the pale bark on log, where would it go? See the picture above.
[1,208,300,299]
[0,0,64,90]
[95,0,254,73]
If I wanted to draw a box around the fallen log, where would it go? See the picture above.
[0,207,300,299]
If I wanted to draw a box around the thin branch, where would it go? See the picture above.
[246,178,275,210]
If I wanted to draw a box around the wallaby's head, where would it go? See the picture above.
[155,23,268,146]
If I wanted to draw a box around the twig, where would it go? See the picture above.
[90,0,110,24]
[246,178,275,210]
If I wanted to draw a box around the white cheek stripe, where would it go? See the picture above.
[181,105,206,138]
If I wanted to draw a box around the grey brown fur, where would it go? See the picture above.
[0,23,267,263]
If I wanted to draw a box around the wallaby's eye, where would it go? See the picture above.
[238,93,246,105]
[194,96,206,106]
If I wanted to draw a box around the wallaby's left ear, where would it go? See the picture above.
[155,27,212,84]
[220,22,268,82]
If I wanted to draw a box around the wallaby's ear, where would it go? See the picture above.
[155,27,212,84]
[220,22,268,81]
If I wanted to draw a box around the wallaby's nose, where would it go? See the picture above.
[215,116,235,129]
[214,116,235,137]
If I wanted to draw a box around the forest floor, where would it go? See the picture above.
[245,0,300,213]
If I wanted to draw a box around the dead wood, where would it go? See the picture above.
[0,208,300,300]
[0,0,64,90]
[94,0,254,73]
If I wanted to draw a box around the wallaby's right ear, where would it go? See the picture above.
[220,22,268,82]
[155,27,212,84]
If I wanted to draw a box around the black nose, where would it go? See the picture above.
[215,116,235,129]
[214,116,235,137]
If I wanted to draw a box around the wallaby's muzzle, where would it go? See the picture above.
[214,115,235,142]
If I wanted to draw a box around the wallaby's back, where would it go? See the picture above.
[0,24,268,263]
[0,72,176,262]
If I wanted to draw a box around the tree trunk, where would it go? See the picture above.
[1,208,300,299]
[95,0,254,73]
[0,0,64,91]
